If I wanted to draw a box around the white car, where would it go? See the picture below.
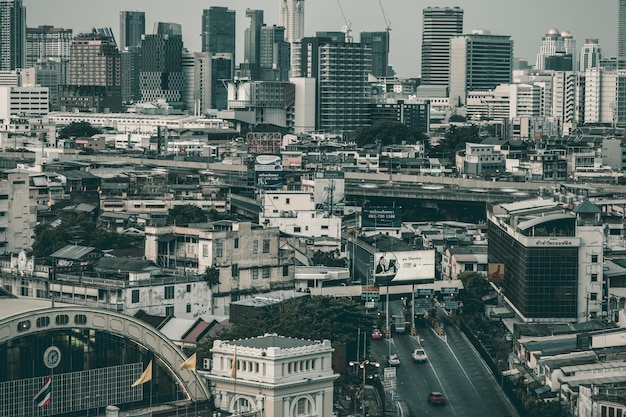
[388,354,400,366]
[412,348,427,363]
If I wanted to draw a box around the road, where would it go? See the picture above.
[369,304,518,417]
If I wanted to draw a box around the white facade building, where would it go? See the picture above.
[182,50,211,116]
[580,39,603,72]
[206,334,337,417]
[0,85,49,121]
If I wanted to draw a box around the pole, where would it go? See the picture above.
[362,365,367,417]
[412,284,415,331]
[357,328,360,362]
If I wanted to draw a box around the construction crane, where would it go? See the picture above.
[336,0,353,43]
[378,0,391,32]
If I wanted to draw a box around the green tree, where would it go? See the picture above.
[458,271,492,317]
[433,124,480,160]
[311,249,346,267]
[58,121,102,139]
[351,121,427,148]
[167,205,208,226]
[203,266,220,287]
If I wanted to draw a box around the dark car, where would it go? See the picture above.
[427,392,446,405]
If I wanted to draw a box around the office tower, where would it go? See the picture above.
[535,28,576,71]
[119,11,145,49]
[34,58,68,106]
[552,71,577,134]
[360,31,390,77]
[298,37,372,133]
[449,31,513,106]
[211,53,232,110]
[182,50,210,115]
[280,0,304,43]
[121,46,141,104]
[420,7,463,86]
[25,25,72,68]
[0,0,25,70]
[154,22,182,37]
[487,199,604,323]
[201,7,236,57]
[579,39,603,71]
[244,9,264,79]
[619,0,626,69]
[58,28,121,112]
[259,25,290,81]
[139,33,184,107]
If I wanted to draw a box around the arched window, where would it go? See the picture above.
[234,397,252,413]
[294,397,313,416]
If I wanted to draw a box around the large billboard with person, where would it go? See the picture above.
[374,250,435,285]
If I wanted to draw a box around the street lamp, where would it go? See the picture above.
[349,360,380,417]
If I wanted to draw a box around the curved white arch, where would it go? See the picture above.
[0,305,209,401]
[290,394,316,416]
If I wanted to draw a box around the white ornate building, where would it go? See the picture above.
[205,334,337,417]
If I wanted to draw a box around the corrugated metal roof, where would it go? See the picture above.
[50,245,97,260]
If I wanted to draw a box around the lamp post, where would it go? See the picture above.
[349,360,380,417]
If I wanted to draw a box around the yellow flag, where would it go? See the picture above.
[179,353,197,371]
[231,349,237,379]
[132,360,153,387]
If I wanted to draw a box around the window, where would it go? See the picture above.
[164,286,174,299]
[132,289,139,303]
[591,274,598,282]
[203,244,209,257]
[216,240,223,257]
[186,304,191,313]
[263,239,270,253]
[295,398,312,416]
[166,306,174,316]
[252,268,258,280]
[294,226,301,233]
[321,225,329,230]
[286,198,290,204]
[55,315,69,325]
[17,320,31,331]
[234,238,239,249]
[262,266,270,279]
[592,255,598,263]
[74,314,87,325]
[36,317,50,328]
[283,265,289,276]
[253,240,258,254]
[232,264,239,278]
[186,284,191,292]
[590,293,597,301]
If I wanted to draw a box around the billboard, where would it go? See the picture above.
[314,171,345,211]
[374,250,435,285]
[362,207,402,228]
[254,154,283,189]
[247,132,282,155]
[488,263,505,281]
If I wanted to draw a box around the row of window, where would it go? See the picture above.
[214,239,270,257]
[17,313,86,332]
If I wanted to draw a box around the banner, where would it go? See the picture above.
[488,263,505,281]
[374,250,435,285]
[362,207,402,228]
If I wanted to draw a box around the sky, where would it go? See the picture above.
[24,0,618,78]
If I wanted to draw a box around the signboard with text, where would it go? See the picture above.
[374,250,435,286]
[362,207,402,228]
[254,154,283,189]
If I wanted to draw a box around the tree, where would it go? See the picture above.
[203,266,220,287]
[432,124,480,160]
[311,249,346,267]
[167,205,208,226]
[57,121,102,139]
[351,121,427,148]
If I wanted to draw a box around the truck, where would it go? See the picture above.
[392,314,406,333]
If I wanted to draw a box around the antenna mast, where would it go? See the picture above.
[336,0,353,43]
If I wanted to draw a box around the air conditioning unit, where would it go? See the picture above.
[203,358,211,370]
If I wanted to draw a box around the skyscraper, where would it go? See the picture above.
[420,7,463,86]
[279,0,304,43]
[360,31,390,77]
[0,0,25,70]
[580,39,603,72]
[619,0,626,68]
[25,26,72,68]
[119,11,145,49]
[535,28,576,71]
[154,22,182,37]
[140,32,184,107]
[449,31,513,106]
[201,6,236,57]
[244,9,264,79]
[259,25,290,81]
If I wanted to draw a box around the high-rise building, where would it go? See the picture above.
[420,7,463,86]
[618,0,626,69]
[139,32,184,107]
[279,0,304,43]
[210,53,232,110]
[360,31,390,78]
[154,22,182,37]
[119,11,145,49]
[535,28,576,71]
[121,46,141,104]
[0,0,25,70]
[579,39,603,72]
[297,37,371,133]
[58,28,122,112]
[34,58,68,106]
[449,31,513,106]
[259,25,290,81]
[280,0,304,75]
[182,50,210,116]
[201,7,236,57]
[244,9,264,79]
[25,25,72,68]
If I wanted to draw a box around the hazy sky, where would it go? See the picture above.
[24,0,618,77]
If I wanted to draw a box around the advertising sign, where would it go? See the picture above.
[374,250,435,285]
[314,171,345,210]
[247,132,282,155]
[488,263,505,282]
[254,154,283,189]
[362,207,402,228]
[416,288,434,297]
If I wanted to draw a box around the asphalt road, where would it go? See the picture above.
[369,304,518,417]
